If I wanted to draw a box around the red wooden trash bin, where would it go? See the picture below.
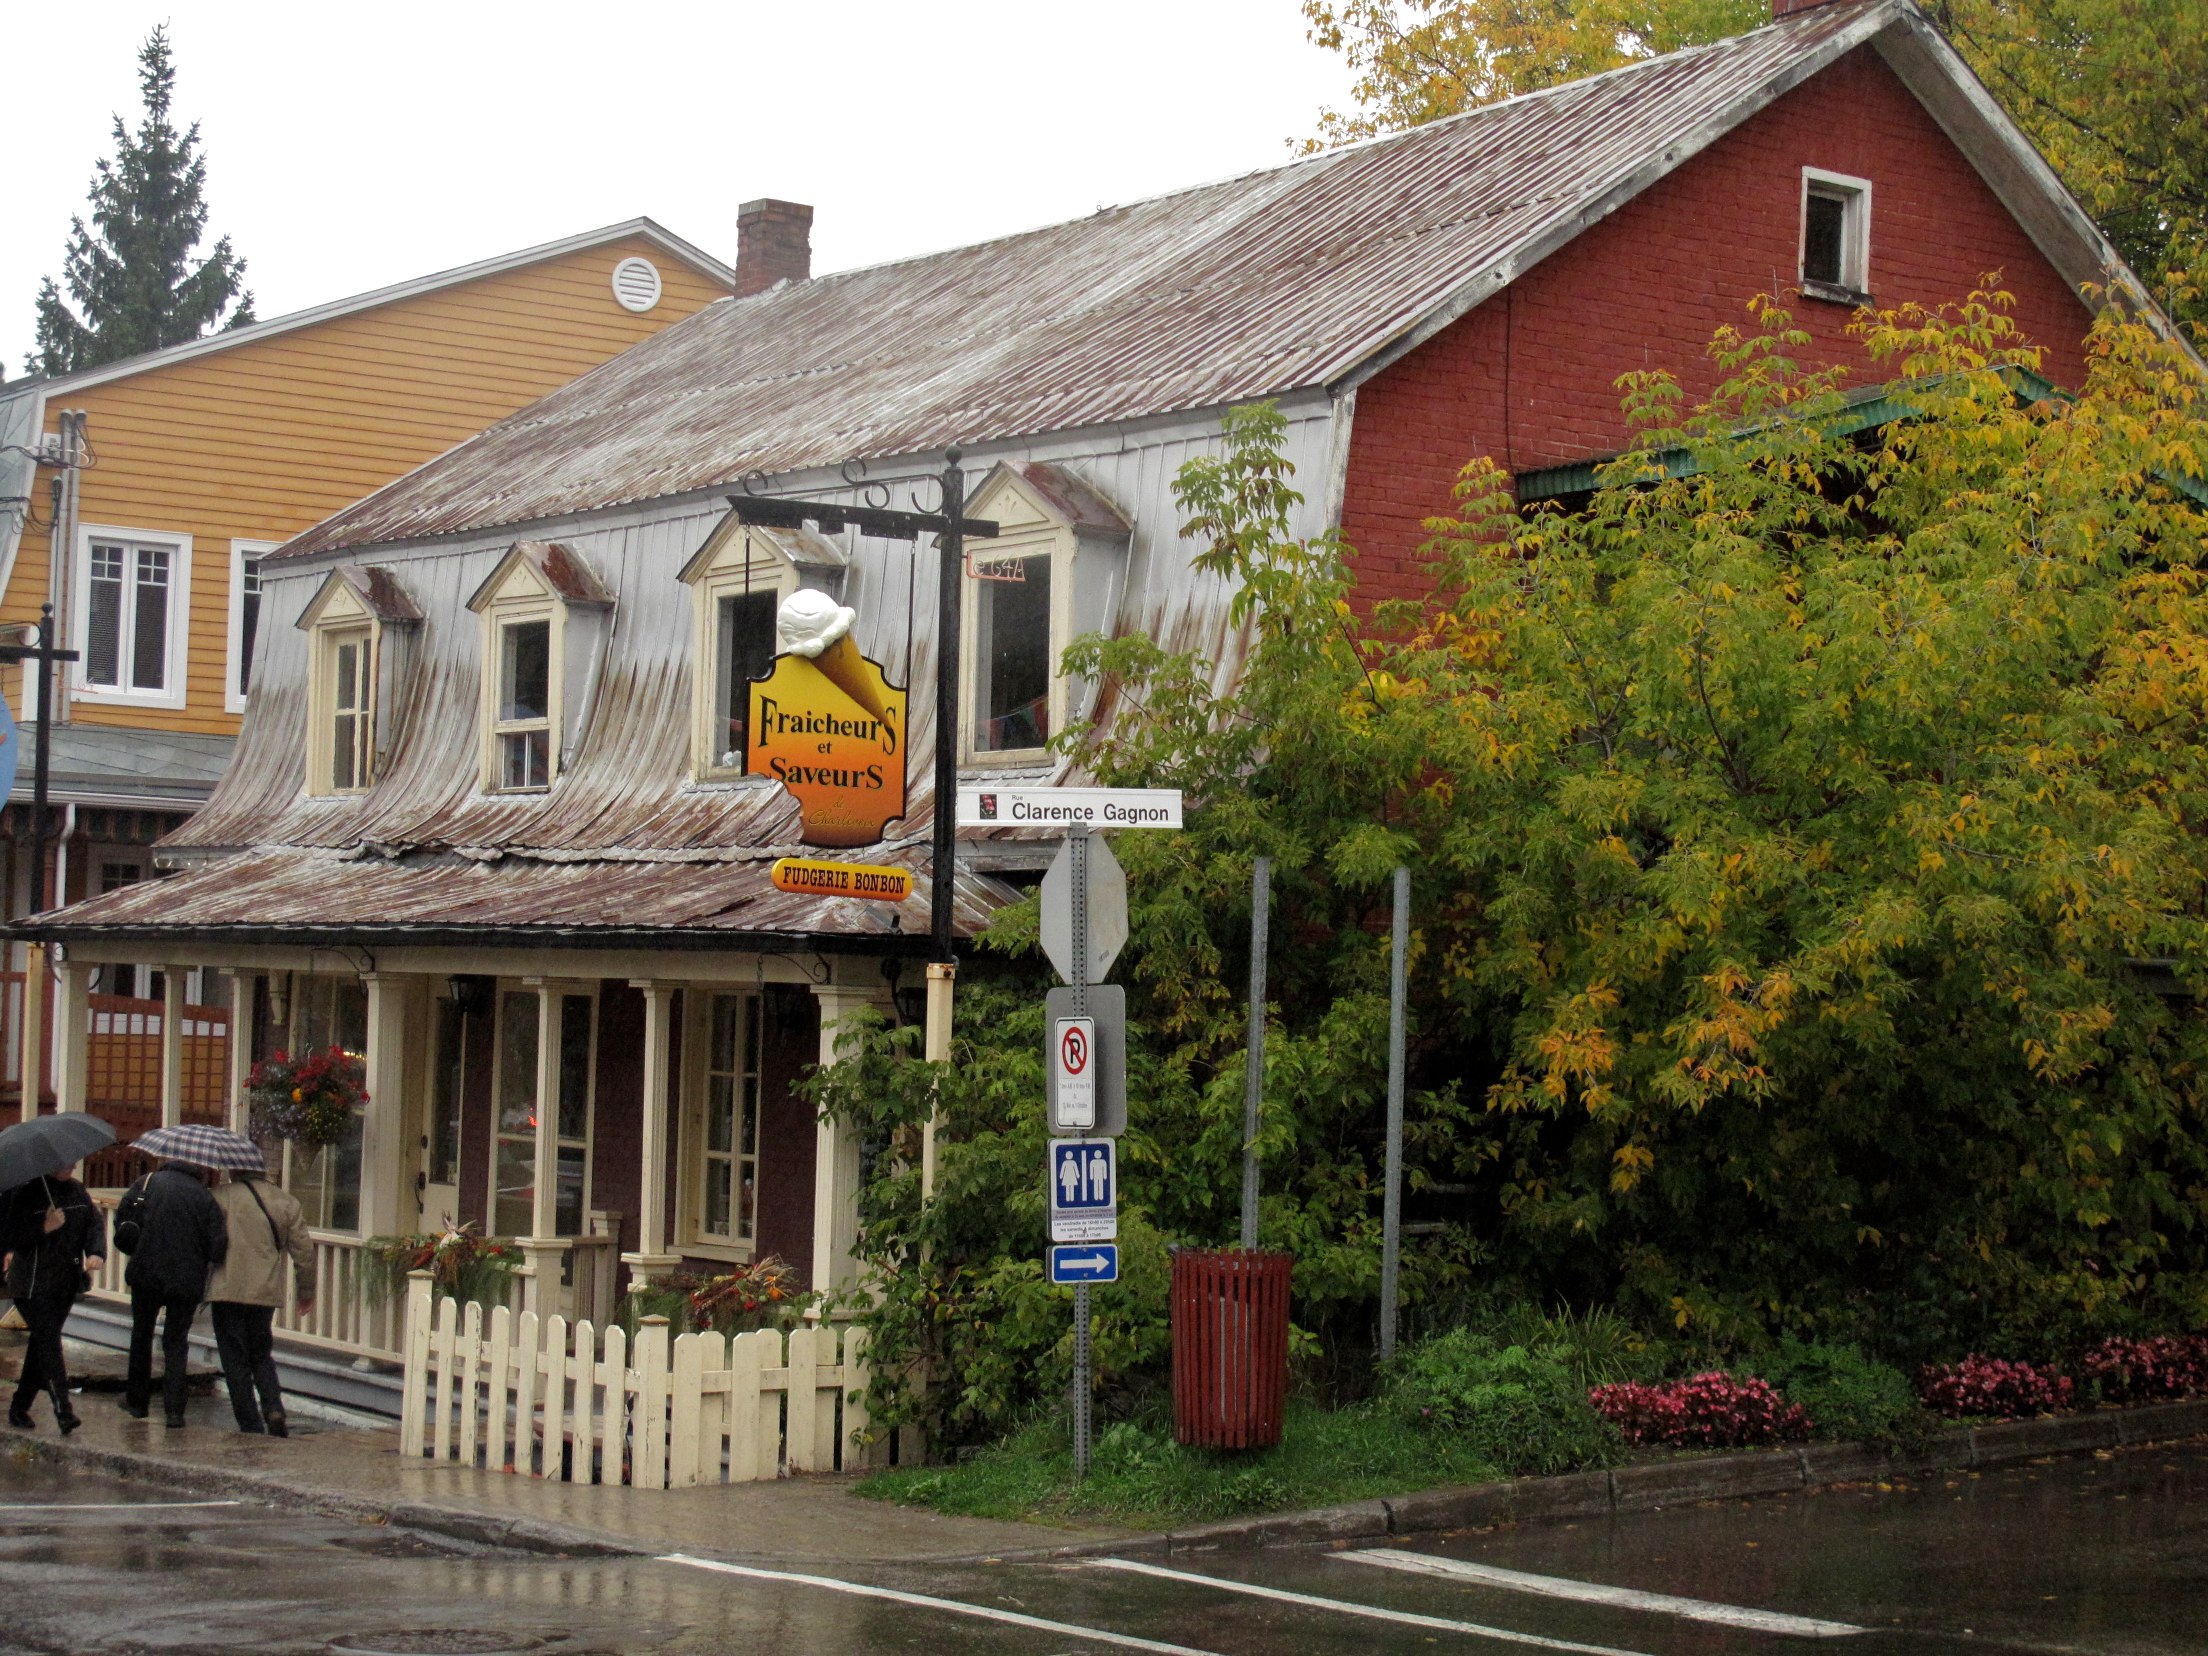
[1171,1248,1292,1449]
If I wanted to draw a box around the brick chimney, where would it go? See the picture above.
[1770,0,1843,16]
[735,199,813,297]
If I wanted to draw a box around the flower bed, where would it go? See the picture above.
[2078,1335,2208,1404]
[1918,1355,2075,1417]
[1588,1372,1811,1447]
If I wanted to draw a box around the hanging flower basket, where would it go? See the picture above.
[245,1046,368,1148]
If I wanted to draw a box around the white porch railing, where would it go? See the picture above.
[399,1274,892,1487]
[86,1192,622,1366]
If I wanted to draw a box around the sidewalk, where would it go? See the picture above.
[0,1329,1130,1567]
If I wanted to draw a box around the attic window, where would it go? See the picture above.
[1800,168,1872,302]
[678,520,844,782]
[495,619,554,788]
[468,541,615,796]
[297,564,420,798]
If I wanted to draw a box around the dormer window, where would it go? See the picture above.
[1800,168,1872,303]
[679,519,846,780]
[468,541,615,796]
[297,564,422,798]
[959,463,1131,768]
[495,618,553,788]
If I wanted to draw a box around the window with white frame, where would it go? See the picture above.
[299,575,384,798]
[1800,168,1872,301]
[494,617,554,789]
[969,551,1056,757]
[469,543,609,796]
[76,528,190,705]
[678,523,824,781]
[491,988,594,1238]
[275,974,367,1233]
[227,540,277,711]
[685,991,762,1248]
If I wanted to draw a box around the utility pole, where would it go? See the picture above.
[1,605,82,1113]
[1240,856,1270,1251]
[1378,865,1409,1362]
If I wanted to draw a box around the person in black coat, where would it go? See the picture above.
[116,1161,227,1427]
[3,1165,106,1434]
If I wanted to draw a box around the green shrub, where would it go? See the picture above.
[1473,1304,1667,1389]
[1751,1338,1926,1446]
[1390,1329,1623,1475]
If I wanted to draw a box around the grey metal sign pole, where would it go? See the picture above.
[1067,822,1093,1478]
[1240,856,1270,1251]
[1378,864,1410,1362]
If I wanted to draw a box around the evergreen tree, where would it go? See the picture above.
[28,26,254,377]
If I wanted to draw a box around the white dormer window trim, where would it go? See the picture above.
[957,463,1131,771]
[678,519,847,784]
[298,567,416,798]
[1800,167,1873,304]
[468,541,615,797]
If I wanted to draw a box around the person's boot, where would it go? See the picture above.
[116,1396,149,1419]
[47,1379,79,1436]
[263,1408,288,1439]
[6,1398,33,1430]
[164,1412,187,1428]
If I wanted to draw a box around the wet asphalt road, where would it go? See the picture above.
[0,1439,2201,1656]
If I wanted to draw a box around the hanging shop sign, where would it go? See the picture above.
[749,591,909,848]
[768,857,914,902]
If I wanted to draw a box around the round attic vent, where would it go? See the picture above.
[610,256,663,313]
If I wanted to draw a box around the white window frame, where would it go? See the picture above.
[487,610,557,792]
[686,529,800,782]
[959,528,1072,768]
[1799,167,1873,302]
[487,983,597,1240]
[678,988,763,1259]
[73,523,192,710]
[226,539,279,713]
[301,581,382,799]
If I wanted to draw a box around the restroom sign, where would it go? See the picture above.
[1049,1137,1116,1242]
[1052,1017,1096,1130]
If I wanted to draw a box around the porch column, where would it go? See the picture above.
[622,979,681,1287]
[358,974,413,1240]
[221,970,258,1134]
[515,982,566,1318]
[809,985,886,1297]
[158,969,187,1129]
[18,943,46,1110]
[53,959,90,1113]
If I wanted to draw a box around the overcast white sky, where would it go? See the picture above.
[4,2,1356,374]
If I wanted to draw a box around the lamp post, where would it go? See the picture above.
[726,462,999,1196]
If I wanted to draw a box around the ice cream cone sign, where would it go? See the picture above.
[747,591,910,848]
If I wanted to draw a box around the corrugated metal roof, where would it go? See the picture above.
[280,0,1899,561]
[33,843,1010,946]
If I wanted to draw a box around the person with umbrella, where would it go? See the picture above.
[0,1111,117,1436]
[147,1126,315,1437]
[114,1139,227,1428]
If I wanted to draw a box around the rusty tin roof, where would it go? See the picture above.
[280,1,1926,561]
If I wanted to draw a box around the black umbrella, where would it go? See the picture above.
[0,1112,117,1196]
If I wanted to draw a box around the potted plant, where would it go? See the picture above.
[245,1046,368,1148]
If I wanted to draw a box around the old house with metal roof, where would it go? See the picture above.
[14,0,2176,1385]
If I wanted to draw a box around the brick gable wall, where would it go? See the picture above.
[1340,44,2095,606]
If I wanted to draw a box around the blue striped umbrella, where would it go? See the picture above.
[132,1123,265,1172]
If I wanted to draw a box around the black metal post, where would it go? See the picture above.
[31,603,54,912]
[932,450,964,966]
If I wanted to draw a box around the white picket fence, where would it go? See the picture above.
[397,1272,892,1488]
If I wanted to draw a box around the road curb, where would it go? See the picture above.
[13,1397,2203,1566]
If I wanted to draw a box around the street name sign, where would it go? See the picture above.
[1040,834,1128,984]
[956,786,1183,831]
[1044,985,1125,1136]
[1048,1137,1117,1242]
[1049,1243,1119,1285]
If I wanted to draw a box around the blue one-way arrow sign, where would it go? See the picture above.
[1049,1243,1119,1284]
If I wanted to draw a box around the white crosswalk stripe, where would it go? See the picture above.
[1090,1557,1654,1656]
[1339,1549,1866,1638]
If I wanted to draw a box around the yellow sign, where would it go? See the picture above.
[747,636,908,848]
[769,858,914,902]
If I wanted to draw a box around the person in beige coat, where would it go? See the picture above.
[207,1171,314,1436]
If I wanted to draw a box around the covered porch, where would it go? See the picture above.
[35,937,897,1374]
